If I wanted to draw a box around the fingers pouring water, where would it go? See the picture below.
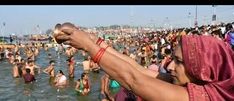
[55,34,70,44]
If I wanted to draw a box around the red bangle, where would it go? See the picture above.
[92,48,105,63]
[92,45,109,63]
[96,37,104,45]
[96,49,106,63]
[96,46,109,63]
[92,48,103,62]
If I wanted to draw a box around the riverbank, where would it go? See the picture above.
[0,44,15,48]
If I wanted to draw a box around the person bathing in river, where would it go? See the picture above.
[12,59,20,78]
[25,60,41,76]
[67,56,75,78]
[23,68,36,84]
[54,70,67,88]
[100,73,115,101]
[82,56,91,73]
[43,60,55,77]
[75,72,91,95]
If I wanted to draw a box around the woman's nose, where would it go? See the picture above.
[166,60,175,72]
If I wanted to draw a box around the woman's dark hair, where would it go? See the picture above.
[67,56,74,62]
[49,60,55,64]
[81,72,86,79]
[26,68,31,73]
[152,55,156,59]
[77,79,80,81]
[59,70,64,75]
[14,59,19,63]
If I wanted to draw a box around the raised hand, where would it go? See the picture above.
[54,22,94,50]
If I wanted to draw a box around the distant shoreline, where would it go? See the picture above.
[0,44,15,48]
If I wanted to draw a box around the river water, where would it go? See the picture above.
[0,48,120,101]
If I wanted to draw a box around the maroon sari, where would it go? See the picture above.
[182,35,234,101]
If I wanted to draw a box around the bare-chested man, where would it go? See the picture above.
[25,48,35,61]
[89,56,100,73]
[25,60,41,76]
[43,60,55,77]
[8,53,15,64]
[34,47,39,57]
[82,56,91,73]
[15,53,22,63]
[65,46,74,57]
[67,56,75,78]
[12,59,20,78]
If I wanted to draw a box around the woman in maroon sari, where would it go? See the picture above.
[55,22,234,101]
[178,35,234,101]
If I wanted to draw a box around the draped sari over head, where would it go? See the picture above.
[181,35,234,101]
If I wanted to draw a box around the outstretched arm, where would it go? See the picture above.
[55,23,189,101]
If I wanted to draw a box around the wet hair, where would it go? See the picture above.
[67,56,74,62]
[27,59,34,64]
[14,59,19,63]
[58,70,64,75]
[152,55,156,59]
[26,68,31,73]
[49,60,55,64]
[81,72,87,79]
[15,53,19,56]
[21,59,25,62]
[77,79,80,81]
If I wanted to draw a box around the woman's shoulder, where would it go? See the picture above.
[187,83,210,101]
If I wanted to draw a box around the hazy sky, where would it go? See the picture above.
[0,5,234,35]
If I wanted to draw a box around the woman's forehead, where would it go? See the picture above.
[174,45,183,59]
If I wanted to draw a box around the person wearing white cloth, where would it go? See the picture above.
[54,70,67,87]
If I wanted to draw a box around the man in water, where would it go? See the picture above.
[67,56,75,78]
[23,68,36,84]
[82,56,91,73]
[25,60,41,76]
[15,53,22,63]
[43,60,55,77]
[65,46,74,58]
[12,59,20,78]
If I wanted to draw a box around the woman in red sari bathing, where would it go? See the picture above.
[55,22,234,101]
